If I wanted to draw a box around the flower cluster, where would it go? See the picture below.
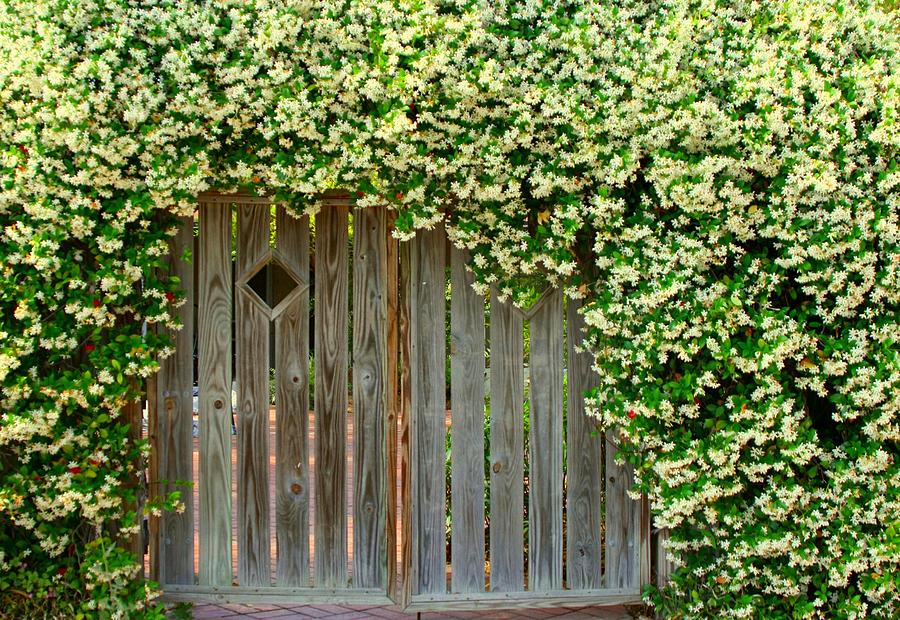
[0,0,897,618]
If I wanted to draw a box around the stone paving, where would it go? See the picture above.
[181,603,635,620]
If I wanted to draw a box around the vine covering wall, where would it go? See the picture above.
[0,0,897,618]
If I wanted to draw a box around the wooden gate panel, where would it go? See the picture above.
[274,209,311,586]
[410,225,447,595]
[565,299,603,590]
[488,290,525,593]
[314,204,349,588]
[352,207,388,588]
[236,204,272,587]
[449,247,486,594]
[198,201,234,587]
[527,290,564,592]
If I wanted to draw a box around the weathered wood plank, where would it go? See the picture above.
[410,225,447,595]
[407,587,642,612]
[654,527,674,587]
[565,299,603,590]
[528,290,563,591]
[605,433,641,589]
[152,215,195,585]
[488,291,524,592]
[449,248,486,594]
[275,208,311,586]
[161,586,393,606]
[236,204,271,587]
[314,203,349,588]
[385,211,400,602]
[198,202,233,586]
[352,207,388,588]
[398,239,413,607]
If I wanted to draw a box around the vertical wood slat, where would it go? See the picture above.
[489,291,525,592]
[565,299,603,590]
[315,203,349,588]
[527,290,563,591]
[398,240,413,606]
[605,434,641,589]
[198,202,234,586]
[151,215,195,585]
[655,528,675,587]
[352,207,387,588]
[449,248,486,594]
[275,209,311,586]
[385,212,400,602]
[410,225,447,595]
[236,204,272,586]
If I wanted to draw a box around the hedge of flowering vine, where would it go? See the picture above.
[0,0,897,618]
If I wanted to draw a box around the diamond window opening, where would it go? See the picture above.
[245,257,303,311]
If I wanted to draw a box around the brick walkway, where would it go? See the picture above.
[184,603,634,619]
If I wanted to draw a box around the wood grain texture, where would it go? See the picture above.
[565,299,603,590]
[152,215,195,585]
[605,434,641,589]
[275,208,311,587]
[385,212,400,602]
[198,202,234,587]
[654,528,674,587]
[410,225,447,595]
[314,203,349,588]
[398,240,413,607]
[407,588,641,612]
[352,207,387,588]
[488,291,525,593]
[160,586,392,606]
[449,248,486,594]
[528,290,563,592]
[236,204,272,587]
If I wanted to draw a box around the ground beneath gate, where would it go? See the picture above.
[184,603,633,619]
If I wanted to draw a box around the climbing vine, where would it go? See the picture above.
[1,0,897,618]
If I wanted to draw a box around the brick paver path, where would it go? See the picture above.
[184,603,634,619]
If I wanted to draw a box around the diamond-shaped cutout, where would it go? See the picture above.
[245,258,302,311]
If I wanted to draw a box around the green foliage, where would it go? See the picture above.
[0,0,897,618]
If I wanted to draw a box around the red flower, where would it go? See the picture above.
[395,192,403,200]
[57,567,67,576]
[92,299,102,308]
[628,410,636,419]
[694,397,701,406]
[68,466,81,475]
[165,291,176,302]
[84,344,95,352]
[356,191,365,198]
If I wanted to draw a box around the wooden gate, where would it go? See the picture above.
[401,227,647,611]
[147,193,647,608]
